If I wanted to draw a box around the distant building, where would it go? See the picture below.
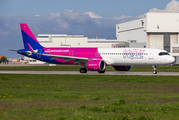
[37,34,127,48]
[8,59,22,63]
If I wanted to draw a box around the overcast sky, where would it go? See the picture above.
[1,0,179,58]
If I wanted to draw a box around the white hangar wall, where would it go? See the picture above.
[116,18,147,43]
[147,13,179,32]
[116,13,179,63]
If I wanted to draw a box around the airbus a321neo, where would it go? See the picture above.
[8,24,175,74]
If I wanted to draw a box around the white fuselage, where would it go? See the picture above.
[98,48,175,66]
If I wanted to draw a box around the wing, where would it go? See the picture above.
[33,52,101,64]
[7,49,103,64]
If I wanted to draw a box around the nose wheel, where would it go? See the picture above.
[152,66,157,74]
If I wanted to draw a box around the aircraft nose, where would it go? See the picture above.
[169,56,175,63]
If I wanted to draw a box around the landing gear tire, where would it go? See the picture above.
[98,69,105,73]
[80,68,87,73]
[152,66,157,74]
[153,70,157,74]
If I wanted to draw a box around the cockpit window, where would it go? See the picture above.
[159,52,169,56]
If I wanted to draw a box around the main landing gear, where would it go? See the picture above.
[79,68,106,73]
[152,66,157,74]
[80,68,87,73]
[98,69,105,73]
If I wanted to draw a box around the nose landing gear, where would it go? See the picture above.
[152,66,157,74]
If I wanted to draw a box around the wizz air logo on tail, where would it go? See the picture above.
[123,49,145,60]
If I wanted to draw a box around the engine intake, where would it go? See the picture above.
[113,66,132,71]
[87,60,105,71]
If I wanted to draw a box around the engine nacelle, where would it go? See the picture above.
[87,60,105,71]
[113,66,132,71]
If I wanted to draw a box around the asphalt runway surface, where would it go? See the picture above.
[0,71,179,76]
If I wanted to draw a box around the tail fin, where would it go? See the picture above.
[20,23,43,52]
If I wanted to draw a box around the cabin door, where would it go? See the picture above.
[149,50,154,59]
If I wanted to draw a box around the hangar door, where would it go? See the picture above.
[148,33,163,49]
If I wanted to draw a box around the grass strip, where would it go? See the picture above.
[0,74,179,119]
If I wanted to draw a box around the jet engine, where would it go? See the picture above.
[87,60,105,71]
[113,66,132,71]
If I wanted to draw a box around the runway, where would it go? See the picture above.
[0,71,179,76]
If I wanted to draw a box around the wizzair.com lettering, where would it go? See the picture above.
[46,50,70,53]
[123,49,145,60]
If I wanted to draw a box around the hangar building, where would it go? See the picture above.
[116,13,179,63]
[37,34,128,48]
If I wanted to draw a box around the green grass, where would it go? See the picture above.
[0,65,179,72]
[1,74,179,119]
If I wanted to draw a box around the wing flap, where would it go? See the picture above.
[40,53,94,61]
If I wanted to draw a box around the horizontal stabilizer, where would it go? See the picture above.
[6,49,31,55]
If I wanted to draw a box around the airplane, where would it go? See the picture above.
[8,23,175,74]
